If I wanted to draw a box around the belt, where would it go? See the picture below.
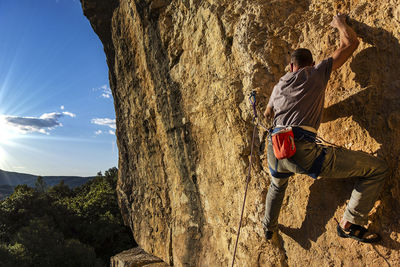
[270,126,317,143]
[292,127,317,142]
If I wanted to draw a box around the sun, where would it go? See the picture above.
[0,116,16,145]
[0,116,19,168]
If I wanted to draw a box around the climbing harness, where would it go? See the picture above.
[268,126,335,179]
[231,91,258,267]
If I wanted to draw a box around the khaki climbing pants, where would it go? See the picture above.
[262,134,389,232]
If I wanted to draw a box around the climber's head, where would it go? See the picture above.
[290,48,315,72]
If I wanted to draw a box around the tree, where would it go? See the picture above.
[104,167,117,179]
[104,167,118,187]
[48,180,73,199]
[34,176,47,193]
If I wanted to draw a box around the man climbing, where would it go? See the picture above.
[262,14,388,243]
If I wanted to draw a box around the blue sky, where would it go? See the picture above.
[0,0,118,176]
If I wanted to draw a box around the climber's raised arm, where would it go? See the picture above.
[330,13,359,71]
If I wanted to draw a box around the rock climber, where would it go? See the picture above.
[262,13,388,243]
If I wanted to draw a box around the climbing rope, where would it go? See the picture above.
[231,91,258,267]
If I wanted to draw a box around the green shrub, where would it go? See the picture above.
[0,167,135,266]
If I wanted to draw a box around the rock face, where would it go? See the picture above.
[81,0,400,266]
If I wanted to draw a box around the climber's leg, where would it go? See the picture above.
[262,139,294,233]
[262,176,289,232]
[318,146,389,226]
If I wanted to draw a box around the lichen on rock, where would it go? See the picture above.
[81,0,400,266]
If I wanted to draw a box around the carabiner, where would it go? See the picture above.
[249,91,257,119]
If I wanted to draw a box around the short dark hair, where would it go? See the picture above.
[291,48,313,68]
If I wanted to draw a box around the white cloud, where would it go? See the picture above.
[91,118,116,129]
[62,111,76,118]
[93,84,112,99]
[94,129,115,136]
[3,111,76,135]
[101,93,110,98]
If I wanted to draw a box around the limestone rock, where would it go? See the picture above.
[111,247,169,267]
[81,0,400,266]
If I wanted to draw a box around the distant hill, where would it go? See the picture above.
[0,169,94,199]
[0,185,14,200]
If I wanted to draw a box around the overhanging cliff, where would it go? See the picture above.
[81,0,400,266]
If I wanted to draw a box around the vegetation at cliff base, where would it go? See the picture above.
[0,167,135,267]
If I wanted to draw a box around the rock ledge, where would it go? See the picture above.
[111,247,169,267]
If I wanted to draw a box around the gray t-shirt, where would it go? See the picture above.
[268,57,333,130]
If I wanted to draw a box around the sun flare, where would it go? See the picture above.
[0,116,16,145]
[0,116,19,167]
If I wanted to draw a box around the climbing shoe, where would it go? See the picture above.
[337,224,381,243]
[265,230,273,240]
